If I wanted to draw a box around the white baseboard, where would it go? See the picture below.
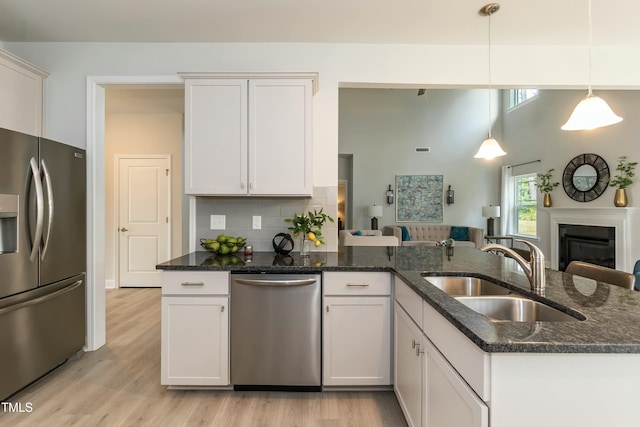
[105,279,116,289]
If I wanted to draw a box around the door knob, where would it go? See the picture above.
[119,227,129,232]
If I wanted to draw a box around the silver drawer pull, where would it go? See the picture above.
[181,282,205,287]
[346,282,370,287]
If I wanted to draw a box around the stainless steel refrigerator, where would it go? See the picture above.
[0,127,86,400]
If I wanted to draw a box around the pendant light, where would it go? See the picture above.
[561,0,622,131]
[474,3,507,160]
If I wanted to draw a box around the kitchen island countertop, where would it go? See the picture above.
[157,246,640,354]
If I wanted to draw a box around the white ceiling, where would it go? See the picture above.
[1,0,639,46]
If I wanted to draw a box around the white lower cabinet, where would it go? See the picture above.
[394,277,488,427]
[394,302,426,427]
[424,337,488,427]
[161,271,230,386]
[322,272,391,386]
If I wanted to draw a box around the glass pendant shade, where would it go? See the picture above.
[474,137,507,159]
[561,94,623,131]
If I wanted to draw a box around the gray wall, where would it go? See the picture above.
[339,87,640,265]
[339,88,502,232]
[502,89,640,260]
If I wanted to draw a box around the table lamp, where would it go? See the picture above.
[368,205,383,230]
[482,205,500,236]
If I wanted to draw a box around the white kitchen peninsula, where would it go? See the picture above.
[157,247,640,427]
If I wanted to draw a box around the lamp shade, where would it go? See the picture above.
[474,137,507,160]
[367,205,383,217]
[482,205,500,218]
[561,95,623,131]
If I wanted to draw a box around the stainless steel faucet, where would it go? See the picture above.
[479,240,546,292]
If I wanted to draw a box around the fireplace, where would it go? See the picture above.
[548,207,633,272]
[558,224,615,271]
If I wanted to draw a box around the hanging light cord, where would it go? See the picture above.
[587,0,593,97]
[487,10,493,138]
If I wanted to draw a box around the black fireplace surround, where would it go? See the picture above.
[558,224,615,271]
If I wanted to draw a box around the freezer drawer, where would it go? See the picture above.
[0,275,86,400]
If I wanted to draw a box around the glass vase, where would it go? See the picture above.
[299,235,312,256]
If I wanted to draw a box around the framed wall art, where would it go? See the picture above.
[395,175,443,222]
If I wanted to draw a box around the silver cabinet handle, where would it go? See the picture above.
[181,282,205,287]
[412,339,418,349]
[40,158,54,260]
[346,282,370,287]
[416,344,424,356]
[119,227,129,232]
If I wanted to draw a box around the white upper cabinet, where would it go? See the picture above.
[0,49,48,136]
[183,74,314,196]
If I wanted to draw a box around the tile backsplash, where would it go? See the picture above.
[195,186,339,252]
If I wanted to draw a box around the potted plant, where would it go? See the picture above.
[535,168,560,207]
[608,156,637,207]
[285,208,334,255]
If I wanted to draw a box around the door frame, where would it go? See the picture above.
[113,154,172,289]
[87,75,183,351]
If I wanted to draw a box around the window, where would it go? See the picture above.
[509,89,539,109]
[514,174,537,237]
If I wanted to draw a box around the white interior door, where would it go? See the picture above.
[117,155,171,287]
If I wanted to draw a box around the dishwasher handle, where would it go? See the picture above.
[234,278,317,287]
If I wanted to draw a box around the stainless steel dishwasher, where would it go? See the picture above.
[230,273,321,391]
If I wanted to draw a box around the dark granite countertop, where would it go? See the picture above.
[157,246,640,354]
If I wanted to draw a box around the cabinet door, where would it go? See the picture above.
[184,79,248,195]
[0,50,47,136]
[161,296,229,386]
[424,336,488,427]
[394,302,423,427]
[323,296,391,386]
[248,79,312,196]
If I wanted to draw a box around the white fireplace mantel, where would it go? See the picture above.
[547,207,636,272]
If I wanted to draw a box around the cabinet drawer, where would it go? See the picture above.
[323,272,391,296]
[162,271,229,295]
[394,276,423,329]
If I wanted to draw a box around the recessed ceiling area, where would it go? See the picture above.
[1,0,639,46]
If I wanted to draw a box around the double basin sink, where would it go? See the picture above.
[423,275,585,322]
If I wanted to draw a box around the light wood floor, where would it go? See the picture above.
[5,288,408,426]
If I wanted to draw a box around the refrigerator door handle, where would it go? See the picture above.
[40,159,54,260]
[0,279,83,317]
[29,157,45,262]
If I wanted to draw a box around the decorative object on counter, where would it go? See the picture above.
[562,153,609,202]
[561,0,622,131]
[272,233,294,255]
[535,168,559,207]
[368,204,383,230]
[446,185,454,205]
[285,208,334,256]
[607,155,636,207]
[396,175,443,222]
[482,205,500,237]
[474,3,507,160]
[243,245,253,256]
[200,235,246,255]
[386,184,395,205]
